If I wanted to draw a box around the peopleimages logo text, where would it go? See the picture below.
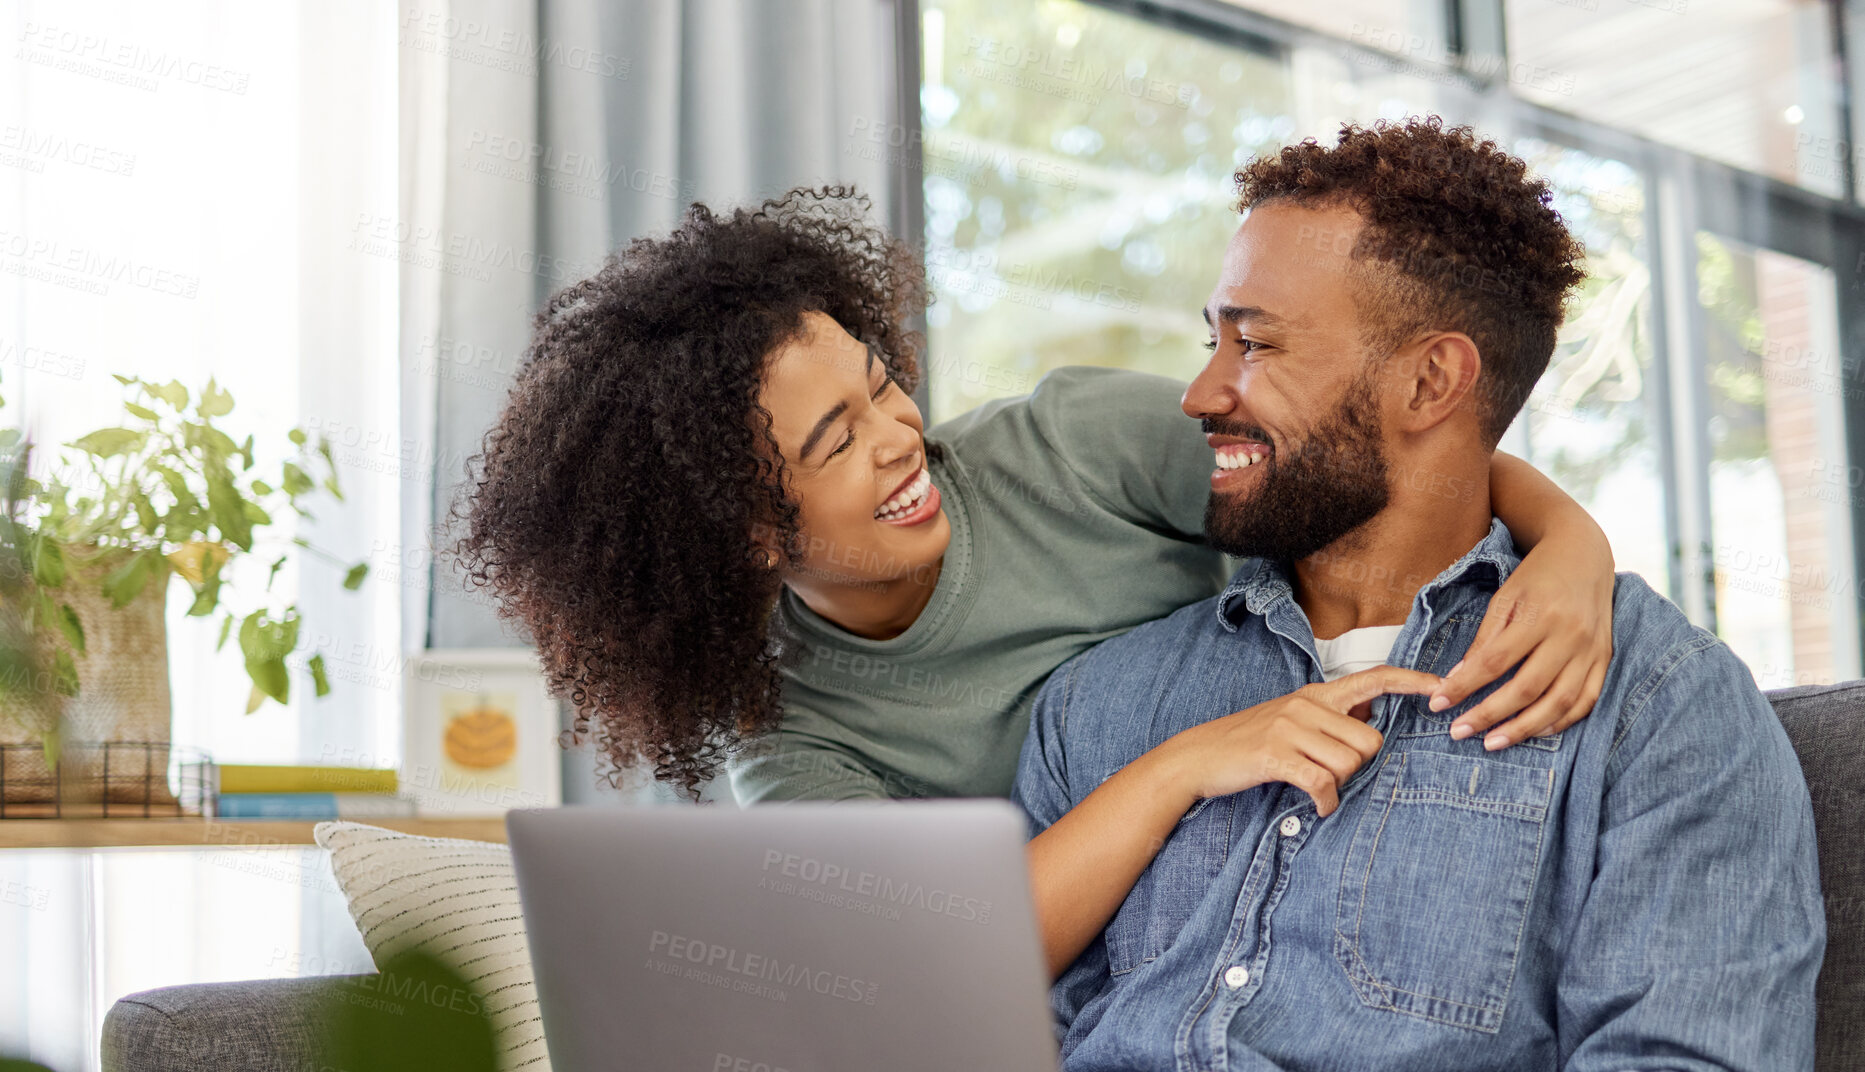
[647,931,880,1005]
[761,850,993,923]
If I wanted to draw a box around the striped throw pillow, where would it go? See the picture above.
[314,820,550,1071]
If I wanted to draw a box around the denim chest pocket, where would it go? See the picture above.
[1333,748,1554,1033]
[1104,793,1235,976]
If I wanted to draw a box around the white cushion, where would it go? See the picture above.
[314,820,549,1070]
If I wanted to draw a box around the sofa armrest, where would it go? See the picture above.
[101,973,377,1072]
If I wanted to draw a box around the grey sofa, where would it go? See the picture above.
[103,682,1865,1072]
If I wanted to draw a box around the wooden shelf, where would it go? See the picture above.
[0,817,509,849]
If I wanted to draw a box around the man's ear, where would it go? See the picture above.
[1396,332,1482,433]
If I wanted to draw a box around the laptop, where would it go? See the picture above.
[507,800,1062,1072]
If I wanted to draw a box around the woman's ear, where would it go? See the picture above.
[746,521,783,569]
[1399,332,1482,433]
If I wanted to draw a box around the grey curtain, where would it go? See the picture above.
[403,0,919,799]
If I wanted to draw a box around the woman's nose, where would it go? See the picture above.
[877,419,920,469]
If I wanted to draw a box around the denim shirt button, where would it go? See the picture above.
[1278,815,1302,837]
[1224,965,1250,989]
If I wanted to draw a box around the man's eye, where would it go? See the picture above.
[1204,337,1265,355]
[872,375,894,399]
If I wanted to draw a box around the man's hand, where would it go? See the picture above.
[1161,665,1440,815]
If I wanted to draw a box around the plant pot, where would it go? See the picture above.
[0,543,177,806]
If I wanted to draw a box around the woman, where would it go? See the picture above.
[450,186,1614,966]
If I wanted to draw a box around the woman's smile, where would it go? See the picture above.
[875,467,939,525]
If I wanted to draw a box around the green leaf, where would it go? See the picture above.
[197,379,234,418]
[150,466,201,533]
[68,428,145,458]
[241,499,272,526]
[183,421,240,459]
[239,434,254,471]
[272,611,300,654]
[39,723,60,773]
[323,949,499,1072]
[133,490,158,532]
[51,648,78,697]
[154,467,190,497]
[124,401,160,421]
[112,373,134,386]
[322,475,344,502]
[186,547,222,616]
[56,602,84,655]
[250,479,273,496]
[309,653,331,696]
[244,681,267,714]
[288,427,307,446]
[205,464,253,551]
[266,554,287,593]
[248,658,289,706]
[163,505,204,543]
[280,462,315,497]
[238,609,295,708]
[152,379,189,410]
[342,562,369,591]
[30,535,65,587]
[101,550,155,609]
[216,613,232,652]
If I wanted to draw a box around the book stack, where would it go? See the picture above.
[213,764,415,819]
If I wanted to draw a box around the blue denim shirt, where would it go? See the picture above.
[1013,518,1824,1071]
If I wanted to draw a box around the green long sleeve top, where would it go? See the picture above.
[727,365,1232,803]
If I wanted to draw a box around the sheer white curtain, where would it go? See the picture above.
[410,0,912,802]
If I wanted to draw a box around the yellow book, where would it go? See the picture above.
[217,764,398,795]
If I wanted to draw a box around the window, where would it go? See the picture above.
[1504,0,1848,198]
[1697,233,1854,686]
[0,6,400,1068]
[0,2,400,765]
[919,0,1293,419]
[1214,0,1450,55]
[918,0,1865,685]
[1502,140,1671,597]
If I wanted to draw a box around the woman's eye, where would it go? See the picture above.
[829,431,856,459]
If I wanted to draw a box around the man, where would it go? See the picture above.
[1012,117,1824,1070]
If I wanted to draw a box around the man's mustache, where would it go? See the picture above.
[1201,417,1275,447]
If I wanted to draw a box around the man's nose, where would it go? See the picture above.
[1182,351,1240,420]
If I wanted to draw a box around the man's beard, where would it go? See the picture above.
[1203,370,1391,562]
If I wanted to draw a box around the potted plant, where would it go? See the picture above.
[0,374,368,805]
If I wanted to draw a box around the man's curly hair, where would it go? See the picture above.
[446,186,926,799]
[1234,115,1587,444]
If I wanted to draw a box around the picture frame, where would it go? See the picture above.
[402,648,563,816]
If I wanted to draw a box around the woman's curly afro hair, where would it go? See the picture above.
[1234,115,1587,445]
[446,186,926,799]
